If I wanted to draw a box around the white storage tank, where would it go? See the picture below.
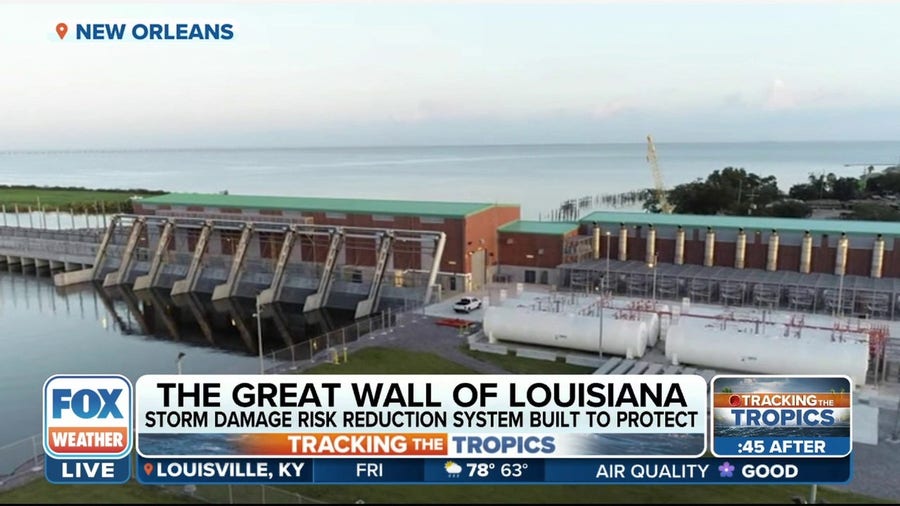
[641,311,660,347]
[483,306,647,357]
[664,323,869,386]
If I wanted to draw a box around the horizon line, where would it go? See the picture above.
[3,139,900,155]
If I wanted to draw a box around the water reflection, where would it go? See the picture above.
[0,266,354,447]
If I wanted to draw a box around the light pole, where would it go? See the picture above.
[597,277,604,361]
[176,352,186,375]
[605,231,611,292]
[649,253,658,305]
[255,294,265,374]
[836,270,846,319]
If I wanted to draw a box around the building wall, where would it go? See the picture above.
[134,202,521,275]
[584,219,900,278]
[498,231,574,268]
[462,205,520,275]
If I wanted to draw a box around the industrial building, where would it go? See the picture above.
[107,193,520,316]
[558,211,900,320]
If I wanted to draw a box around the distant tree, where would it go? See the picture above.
[788,183,818,201]
[831,176,860,201]
[765,200,812,218]
[662,167,782,216]
[865,171,900,195]
[849,203,900,221]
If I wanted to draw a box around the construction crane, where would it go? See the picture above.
[646,135,673,213]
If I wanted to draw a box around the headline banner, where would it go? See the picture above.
[135,374,708,458]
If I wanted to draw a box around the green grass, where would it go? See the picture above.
[460,346,595,374]
[0,185,164,213]
[304,347,475,374]
[0,477,196,504]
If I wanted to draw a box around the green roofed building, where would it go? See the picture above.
[135,192,520,290]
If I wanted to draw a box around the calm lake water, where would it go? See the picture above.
[2,142,899,219]
[0,270,354,453]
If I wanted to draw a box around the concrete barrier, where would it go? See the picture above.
[53,268,94,287]
[470,342,508,355]
[565,355,602,368]
[516,348,558,362]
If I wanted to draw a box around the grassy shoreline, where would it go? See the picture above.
[0,185,165,213]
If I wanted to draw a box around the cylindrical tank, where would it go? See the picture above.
[483,306,647,357]
[766,231,779,271]
[657,305,671,342]
[735,229,746,269]
[664,324,868,386]
[704,228,715,267]
[835,234,849,276]
[642,310,661,347]
[646,226,657,264]
[800,232,813,274]
[618,225,628,261]
[871,235,884,279]
[674,227,685,265]
[592,224,601,260]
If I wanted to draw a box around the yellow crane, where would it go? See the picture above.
[646,135,673,214]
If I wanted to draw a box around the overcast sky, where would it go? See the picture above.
[1,2,899,150]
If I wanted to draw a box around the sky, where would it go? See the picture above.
[1,1,900,150]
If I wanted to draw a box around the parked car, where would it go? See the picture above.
[453,297,482,313]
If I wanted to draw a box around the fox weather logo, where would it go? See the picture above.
[43,375,133,459]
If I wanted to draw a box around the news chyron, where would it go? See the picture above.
[42,374,134,484]
[711,375,852,459]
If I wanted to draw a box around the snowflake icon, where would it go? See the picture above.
[718,461,735,478]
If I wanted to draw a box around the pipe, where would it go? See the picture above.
[835,233,849,276]
[800,231,813,274]
[766,231,779,272]
[735,229,746,269]
[674,226,685,265]
[871,234,885,279]
[703,228,715,267]
[618,224,628,261]
[592,223,601,260]
[645,226,657,264]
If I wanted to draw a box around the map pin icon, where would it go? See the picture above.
[144,463,154,475]
[56,23,68,40]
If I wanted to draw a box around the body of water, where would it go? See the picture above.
[0,271,354,451]
[1,141,898,455]
[2,142,899,219]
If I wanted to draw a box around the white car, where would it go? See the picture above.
[453,297,482,313]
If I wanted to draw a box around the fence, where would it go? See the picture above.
[159,483,327,504]
[0,433,326,503]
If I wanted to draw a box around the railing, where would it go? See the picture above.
[0,434,325,504]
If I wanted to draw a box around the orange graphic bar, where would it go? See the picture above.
[713,393,850,408]
[47,427,128,454]
[238,433,448,456]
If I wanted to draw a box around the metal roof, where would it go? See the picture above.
[498,220,579,235]
[139,193,515,218]
[579,210,900,236]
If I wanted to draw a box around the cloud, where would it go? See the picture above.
[764,78,797,110]
[591,98,638,119]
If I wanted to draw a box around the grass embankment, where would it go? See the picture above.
[0,347,888,504]
[0,185,165,213]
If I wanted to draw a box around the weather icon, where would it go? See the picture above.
[444,460,462,477]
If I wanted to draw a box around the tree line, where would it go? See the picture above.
[644,165,900,221]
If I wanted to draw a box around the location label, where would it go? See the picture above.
[56,23,68,39]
